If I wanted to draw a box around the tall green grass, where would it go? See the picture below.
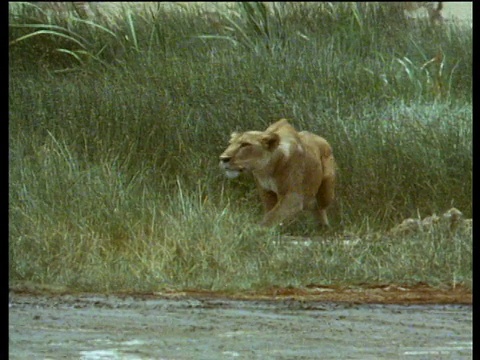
[9,3,472,292]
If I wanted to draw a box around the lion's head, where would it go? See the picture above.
[219,130,281,179]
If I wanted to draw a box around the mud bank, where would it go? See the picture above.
[9,292,472,359]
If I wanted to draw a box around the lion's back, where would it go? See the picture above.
[299,131,333,159]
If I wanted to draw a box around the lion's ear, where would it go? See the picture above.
[260,132,280,150]
[229,132,240,141]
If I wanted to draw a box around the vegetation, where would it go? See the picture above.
[9,2,472,292]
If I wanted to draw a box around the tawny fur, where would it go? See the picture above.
[219,119,336,227]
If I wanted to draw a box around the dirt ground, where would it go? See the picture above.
[9,285,472,360]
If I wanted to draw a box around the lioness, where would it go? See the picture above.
[219,119,336,227]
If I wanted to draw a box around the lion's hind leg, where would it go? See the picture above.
[314,175,335,227]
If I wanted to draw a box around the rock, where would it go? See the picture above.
[389,218,422,236]
[389,208,471,236]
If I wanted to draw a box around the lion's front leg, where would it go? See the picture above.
[259,192,304,227]
[259,190,278,213]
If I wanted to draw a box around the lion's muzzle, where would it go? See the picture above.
[219,156,242,179]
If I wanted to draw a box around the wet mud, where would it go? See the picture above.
[9,288,472,359]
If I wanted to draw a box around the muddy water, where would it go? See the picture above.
[9,294,472,359]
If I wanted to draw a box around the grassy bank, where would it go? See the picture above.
[9,2,472,292]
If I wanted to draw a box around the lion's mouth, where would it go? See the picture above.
[219,156,246,179]
[220,161,244,179]
[225,169,241,179]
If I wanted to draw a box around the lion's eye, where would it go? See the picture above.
[240,142,250,148]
